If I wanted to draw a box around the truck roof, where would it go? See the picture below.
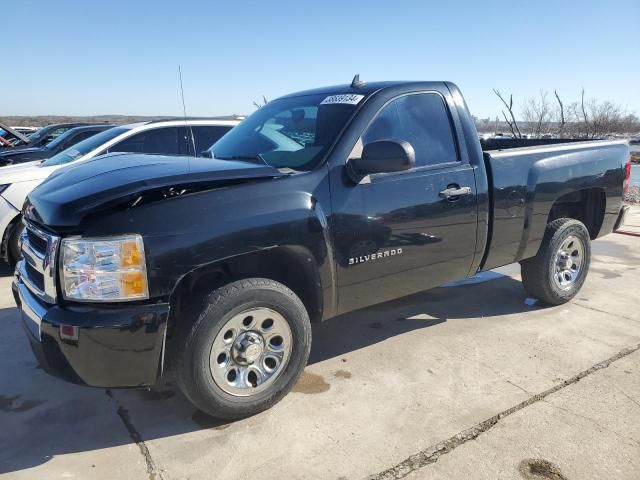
[279,80,446,100]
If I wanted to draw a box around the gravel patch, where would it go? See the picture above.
[625,185,640,205]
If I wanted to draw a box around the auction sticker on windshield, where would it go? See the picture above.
[320,94,364,105]
[67,149,82,160]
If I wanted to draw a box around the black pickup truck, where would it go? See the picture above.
[14,80,631,419]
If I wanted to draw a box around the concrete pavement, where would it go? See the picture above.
[402,348,640,480]
[1,206,639,479]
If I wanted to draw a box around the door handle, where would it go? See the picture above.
[439,186,472,200]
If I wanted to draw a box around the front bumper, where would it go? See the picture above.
[13,277,169,387]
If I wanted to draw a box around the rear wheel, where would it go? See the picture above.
[520,218,591,305]
[176,278,311,419]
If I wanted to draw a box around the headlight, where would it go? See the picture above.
[61,234,148,301]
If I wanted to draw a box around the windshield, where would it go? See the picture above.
[43,128,81,150]
[26,126,54,144]
[42,127,128,166]
[209,93,361,171]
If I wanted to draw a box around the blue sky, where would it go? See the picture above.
[2,0,639,119]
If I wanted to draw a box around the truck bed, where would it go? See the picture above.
[480,139,629,271]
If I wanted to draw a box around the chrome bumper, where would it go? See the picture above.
[13,219,59,341]
[15,274,47,340]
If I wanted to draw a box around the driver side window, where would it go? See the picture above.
[358,93,459,168]
[107,128,180,155]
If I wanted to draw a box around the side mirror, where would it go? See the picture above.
[201,150,213,158]
[348,140,415,179]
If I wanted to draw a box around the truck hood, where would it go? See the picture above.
[0,122,30,147]
[25,153,285,227]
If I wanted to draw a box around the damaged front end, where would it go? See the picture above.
[15,152,292,388]
[24,152,285,227]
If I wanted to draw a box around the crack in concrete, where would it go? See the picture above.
[573,302,640,324]
[543,400,640,447]
[367,343,640,480]
[105,390,165,480]
[431,339,533,396]
[505,379,533,396]
[619,390,640,410]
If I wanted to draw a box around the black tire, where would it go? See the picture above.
[176,278,311,419]
[520,218,591,305]
[7,220,24,268]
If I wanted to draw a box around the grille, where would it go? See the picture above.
[20,222,60,303]
[26,228,47,255]
[24,261,45,292]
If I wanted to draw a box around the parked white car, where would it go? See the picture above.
[0,119,239,264]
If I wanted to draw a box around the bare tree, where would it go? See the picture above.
[621,113,640,134]
[489,87,639,139]
[493,89,522,138]
[554,90,566,138]
[580,88,589,136]
[564,101,582,137]
[587,100,625,138]
[252,95,269,109]
[521,90,552,138]
[565,90,634,138]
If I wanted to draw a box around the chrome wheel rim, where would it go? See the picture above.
[553,235,584,290]
[210,307,292,397]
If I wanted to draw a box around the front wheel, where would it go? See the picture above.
[520,218,591,305]
[176,278,312,419]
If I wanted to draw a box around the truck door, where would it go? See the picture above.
[331,91,479,313]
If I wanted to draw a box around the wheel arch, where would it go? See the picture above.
[167,245,325,344]
[520,187,606,261]
[546,187,606,240]
[1,212,22,263]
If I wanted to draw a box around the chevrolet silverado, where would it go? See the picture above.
[14,80,631,419]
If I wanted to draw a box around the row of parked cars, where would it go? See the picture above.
[0,118,239,265]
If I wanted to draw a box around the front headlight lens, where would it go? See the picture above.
[61,235,148,301]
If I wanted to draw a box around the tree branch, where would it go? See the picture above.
[554,90,565,137]
[581,87,590,138]
[493,89,522,138]
[501,110,517,137]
